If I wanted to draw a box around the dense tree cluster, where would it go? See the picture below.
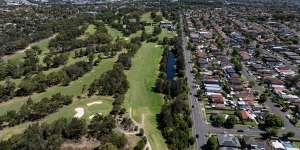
[150,12,163,23]
[43,53,69,69]
[230,48,242,72]
[0,79,16,102]
[16,61,93,96]
[0,6,85,56]
[0,93,72,129]
[0,114,127,150]
[158,94,194,149]
[88,114,127,149]
[155,36,186,98]
[99,9,145,36]
[0,47,42,80]
[156,24,193,149]
[264,113,284,128]
[88,63,128,96]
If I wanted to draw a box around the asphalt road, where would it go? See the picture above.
[180,14,208,149]
[265,100,300,138]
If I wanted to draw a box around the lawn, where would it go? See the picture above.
[124,42,168,150]
[293,141,300,148]
[0,96,113,141]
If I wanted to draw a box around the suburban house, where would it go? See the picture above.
[217,134,242,149]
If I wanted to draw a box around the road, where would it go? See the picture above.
[180,14,208,149]
[265,100,300,138]
[262,49,298,72]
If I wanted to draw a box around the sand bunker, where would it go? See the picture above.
[87,101,103,106]
[74,107,84,118]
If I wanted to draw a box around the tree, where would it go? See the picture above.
[258,93,267,104]
[134,136,147,150]
[282,131,295,139]
[206,136,219,150]
[97,143,118,150]
[264,114,284,128]
[224,116,236,128]
[64,118,86,140]
[153,26,162,36]
[213,115,225,127]
[265,128,278,137]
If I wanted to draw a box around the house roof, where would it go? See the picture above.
[271,141,285,149]
[217,134,241,148]
[239,110,251,120]
[211,95,224,104]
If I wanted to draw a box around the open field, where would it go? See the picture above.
[124,42,167,150]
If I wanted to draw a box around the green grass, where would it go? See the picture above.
[0,56,116,116]
[141,12,154,24]
[4,36,52,64]
[78,24,96,40]
[0,96,112,141]
[293,141,300,148]
[205,108,236,115]
[124,42,167,150]
[106,25,123,40]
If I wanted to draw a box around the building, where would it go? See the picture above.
[217,134,242,149]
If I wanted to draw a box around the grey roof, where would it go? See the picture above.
[217,134,241,148]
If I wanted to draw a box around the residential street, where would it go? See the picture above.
[180,14,208,149]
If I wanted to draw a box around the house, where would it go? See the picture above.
[210,95,225,104]
[275,66,296,76]
[240,51,251,61]
[239,110,252,120]
[159,21,175,30]
[190,32,200,43]
[270,140,285,150]
[198,58,209,68]
[242,136,267,150]
[217,134,241,149]
[280,140,300,150]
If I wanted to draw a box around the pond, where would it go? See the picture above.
[166,50,176,80]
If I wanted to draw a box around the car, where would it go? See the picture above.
[195,134,199,138]
[192,105,194,108]
[237,129,244,132]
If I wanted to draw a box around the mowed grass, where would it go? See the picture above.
[3,35,52,64]
[0,24,125,141]
[0,96,112,141]
[124,42,168,150]
[78,24,96,40]
[141,12,154,24]
[0,56,116,116]
[106,25,123,40]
